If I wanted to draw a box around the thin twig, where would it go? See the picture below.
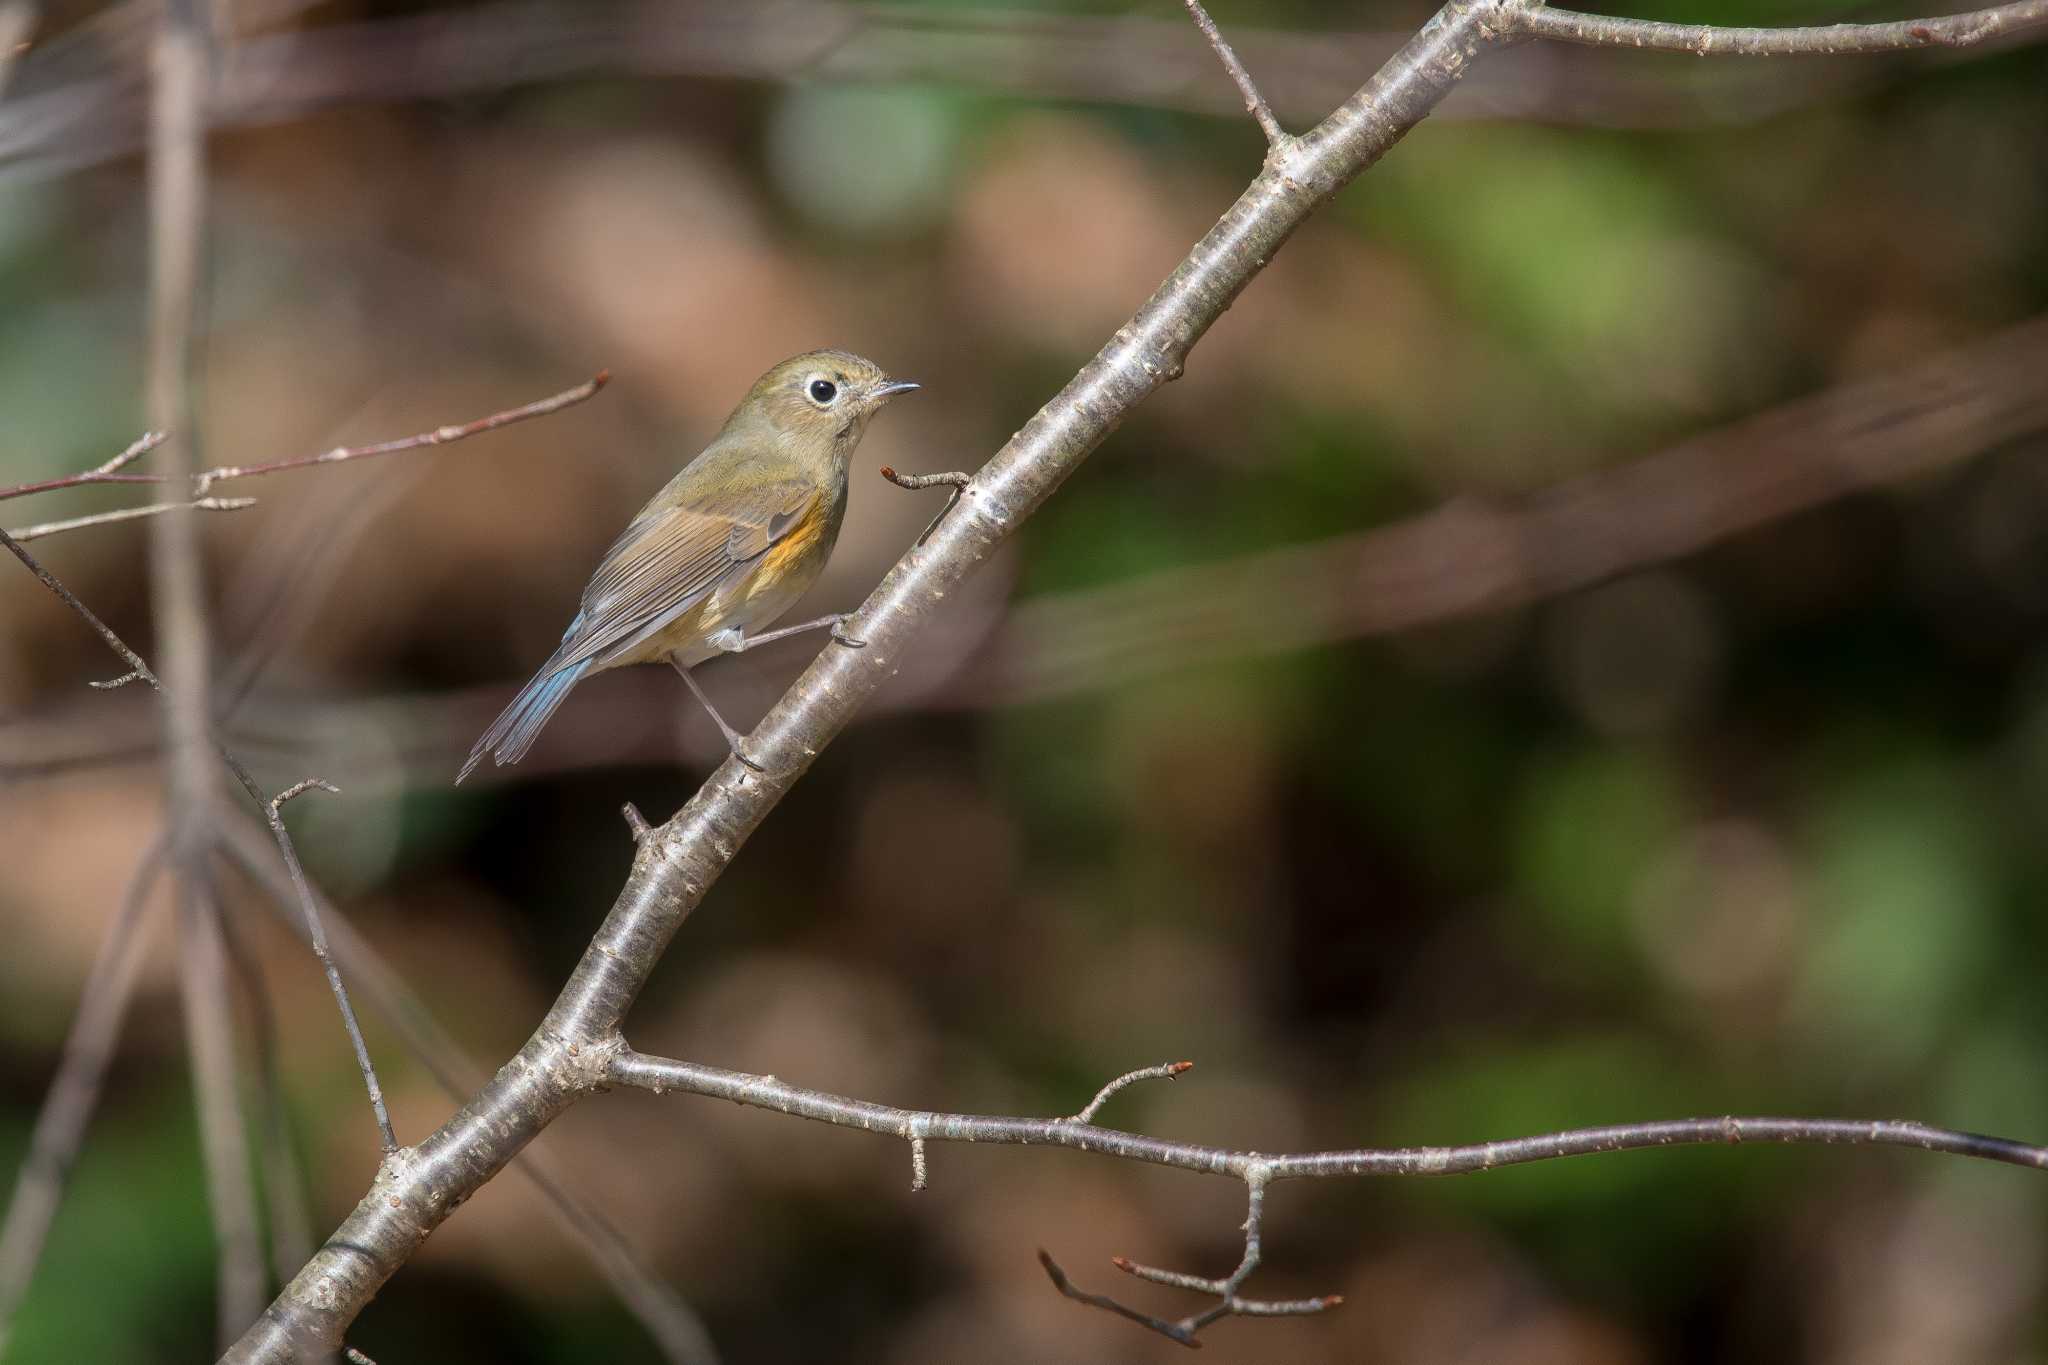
[0,839,168,1354]
[0,432,169,500]
[878,464,972,545]
[0,375,605,503]
[1069,1060,1193,1125]
[189,370,609,493]
[255,775,395,1152]
[1101,1176,1341,1343]
[1038,1249,1199,1346]
[1180,0,1285,145]
[1511,0,2048,53]
[6,494,254,542]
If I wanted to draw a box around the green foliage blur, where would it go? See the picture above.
[2,0,2046,1361]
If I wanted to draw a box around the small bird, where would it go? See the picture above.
[458,349,917,783]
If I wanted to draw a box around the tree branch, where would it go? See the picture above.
[1180,0,1285,146]
[1512,0,2047,54]
[609,1050,2045,1345]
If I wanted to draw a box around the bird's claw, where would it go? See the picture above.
[831,616,868,649]
[730,740,768,773]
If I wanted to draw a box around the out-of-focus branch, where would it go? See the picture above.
[0,840,166,1357]
[215,899,317,1286]
[179,873,269,1343]
[959,313,2048,707]
[608,1050,2048,1347]
[223,6,1514,1357]
[143,2,265,1338]
[1513,0,2047,52]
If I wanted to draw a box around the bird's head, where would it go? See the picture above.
[741,349,919,454]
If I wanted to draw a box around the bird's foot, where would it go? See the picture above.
[831,614,867,649]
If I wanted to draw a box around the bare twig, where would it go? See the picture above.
[1512,0,2048,53]
[0,431,168,500]
[878,464,972,546]
[1069,1060,1193,1125]
[269,776,339,810]
[254,776,396,1152]
[0,840,167,1355]
[611,1051,2044,1344]
[0,377,605,505]
[187,371,609,494]
[6,493,255,542]
[1039,1248,1200,1345]
[1180,0,1285,145]
[1101,1178,1342,1345]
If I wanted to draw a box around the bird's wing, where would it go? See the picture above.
[557,478,822,669]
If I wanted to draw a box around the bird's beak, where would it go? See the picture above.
[872,379,921,400]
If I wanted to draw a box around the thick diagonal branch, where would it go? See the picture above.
[1513,0,2047,52]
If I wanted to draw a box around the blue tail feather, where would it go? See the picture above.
[457,658,592,784]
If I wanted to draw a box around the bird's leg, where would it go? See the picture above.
[670,659,765,772]
[706,614,867,652]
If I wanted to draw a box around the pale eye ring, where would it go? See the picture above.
[807,377,838,405]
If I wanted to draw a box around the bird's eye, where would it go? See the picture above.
[807,378,838,405]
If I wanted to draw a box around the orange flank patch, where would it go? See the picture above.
[753,500,831,596]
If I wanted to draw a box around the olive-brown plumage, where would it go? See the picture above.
[459,350,916,782]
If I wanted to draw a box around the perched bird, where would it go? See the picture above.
[458,349,917,783]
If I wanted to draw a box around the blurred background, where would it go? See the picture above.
[3,0,2047,1360]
